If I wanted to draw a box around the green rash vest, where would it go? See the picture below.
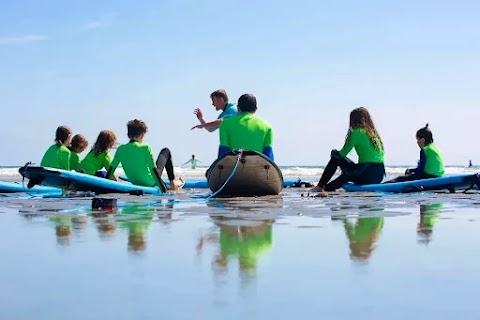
[108,142,160,187]
[70,152,81,171]
[422,143,444,176]
[219,112,273,153]
[339,128,384,163]
[219,226,273,269]
[41,144,71,170]
[80,150,113,175]
[344,217,384,243]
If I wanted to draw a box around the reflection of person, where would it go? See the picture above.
[117,201,174,252]
[417,203,442,245]
[92,211,118,239]
[310,107,385,194]
[182,154,202,169]
[343,217,384,262]
[197,218,273,273]
[386,124,444,183]
[191,89,237,132]
[51,216,73,246]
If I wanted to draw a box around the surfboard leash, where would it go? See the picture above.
[206,149,244,199]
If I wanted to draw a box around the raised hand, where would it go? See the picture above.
[194,108,204,120]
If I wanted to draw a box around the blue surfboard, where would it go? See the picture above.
[19,166,162,195]
[0,180,62,194]
[343,173,479,193]
[17,166,315,194]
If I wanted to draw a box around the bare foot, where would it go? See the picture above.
[314,191,329,198]
[169,178,185,191]
[308,185,324,193]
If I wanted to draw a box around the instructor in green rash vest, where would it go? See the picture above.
[218,93,274,161]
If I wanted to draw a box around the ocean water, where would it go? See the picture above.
[1,165,480,319]
[1,165,478,183]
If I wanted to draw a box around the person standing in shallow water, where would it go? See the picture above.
[182,154,202,169]
[310,107,385,194]
[191,89,238,132]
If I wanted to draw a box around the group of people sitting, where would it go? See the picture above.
[309,108,444,195]
[39,90,274,192]
[38,89,444,195]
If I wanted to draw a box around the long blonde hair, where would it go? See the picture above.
[347,107,383,150]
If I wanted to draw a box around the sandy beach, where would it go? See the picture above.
[1,178,479,319]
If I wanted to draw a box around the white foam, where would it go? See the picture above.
[1,165,478,183]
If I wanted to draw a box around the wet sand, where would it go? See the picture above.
[0,189,479,319]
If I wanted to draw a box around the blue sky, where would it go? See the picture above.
[1,0,479,166]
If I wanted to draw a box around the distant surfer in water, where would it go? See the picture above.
[191,89,238,132]
[182,154,202,169]
[469,160,473,168]
[386,124,444,183]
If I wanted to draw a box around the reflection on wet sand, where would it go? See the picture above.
[94,200,175,253]
[417,203,442,245]
[198,218,273,275]
[51,216,72,246]
[342,217,384,262]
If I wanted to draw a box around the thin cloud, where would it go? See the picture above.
[83,12,117,30]
[85,21,103,30]
[0,34,48,45]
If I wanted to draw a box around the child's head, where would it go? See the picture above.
[127,119,148,141]
[348,107,383,150]
[416,124,434,148]
[54,126,72,146]
[192,154,195,159]
[237,94,257,113]
[93,130,117,156]
[69,134,89,153]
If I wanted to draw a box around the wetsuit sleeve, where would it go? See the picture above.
[218,121,230,158]
[261,126,274,160]
[107,149,121,179]
[61,150,71,171]
[262,147,274,161]
[338,130,357,157]
[103,153,113,170]
[145,145,156,169]
[218,146,230,159]
[146,145,162,187]
[412,149,426,174]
